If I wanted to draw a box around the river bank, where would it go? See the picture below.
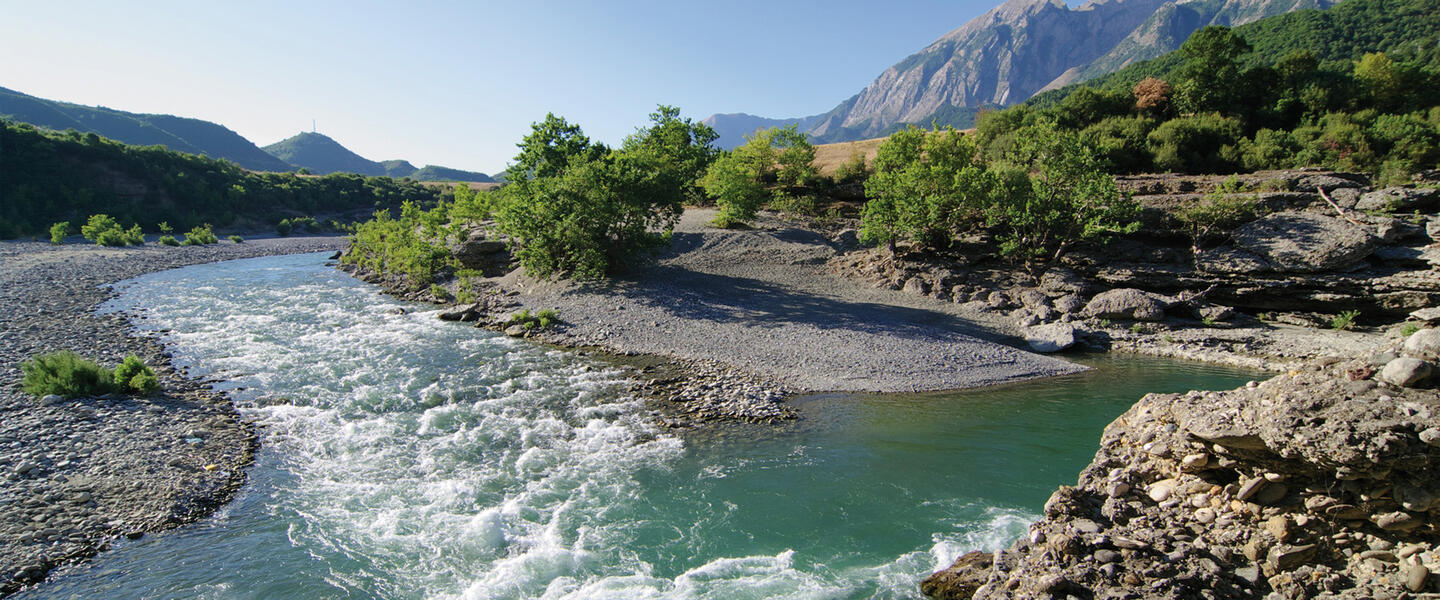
[0,235,344,597]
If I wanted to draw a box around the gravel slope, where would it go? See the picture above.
[0,236,344,597]
[498,209,1086,392]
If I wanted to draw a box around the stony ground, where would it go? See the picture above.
[0,235,344,597]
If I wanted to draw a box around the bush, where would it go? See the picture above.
[275,219,293,236]
[1331,309,1360,330]
[81,214,130,246]
[832,149,871,184]
[861,126,991,249]
[1175,188,1264,248]
[49,221,68,245]
[505,308,560,330]
[113,354,159,394]
[182,224,219,245]
[122,224,145,245]
[158,235,180,246]
[1147,114,1245,173]
[228,235,244,243]
[20,351,119,398]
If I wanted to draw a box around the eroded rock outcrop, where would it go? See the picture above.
[924,333,1440,599]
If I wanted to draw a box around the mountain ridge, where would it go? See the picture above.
[263,132,493,182]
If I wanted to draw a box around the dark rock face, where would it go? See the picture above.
[1229,212,1379,274]
[450,230,512,276]
[924,337,1440,599]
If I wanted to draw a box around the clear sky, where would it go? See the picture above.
[2,0,1000,175]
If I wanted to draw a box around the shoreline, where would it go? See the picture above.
[0,235,345,597]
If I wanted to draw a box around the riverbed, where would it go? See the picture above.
[20,253,1261,599]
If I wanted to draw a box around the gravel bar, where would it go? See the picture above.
[0,235,344,597]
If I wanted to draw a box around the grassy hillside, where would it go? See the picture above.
[406,165,494,183]
[0,86,294,172]
[0,120,442,239]
[812,138,887,176]
[262,132,384,176]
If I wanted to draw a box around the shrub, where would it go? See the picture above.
[430,283,452,301]
[1402,322,1421,337]
[182,224,219,245]
[861,126,990,249]
[505,308,560,330]
[832,149,871,184]
[1148,114,1245,173]
[276,219,293,236]
[1331,309,1360,330]
[158,235,180,246]
[20,351,119,398]
[49,221,68,245]
[81,214,129,246]
[769,192,817,219]
[122,225,145,246]
[113,354,159,394]
[1175,188,1264,248]
[228,235,244,243]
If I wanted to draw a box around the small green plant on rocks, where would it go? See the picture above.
[113,354,159,394]
[430,284,452,301]
[21,351,118,398]
[182,224,219,246]
[228,235,244,243]
[505,308,561,330]
[1331,310,1360,331]
[158,235,180,246]
[1401,322,1421,337]
[49,221,69,245]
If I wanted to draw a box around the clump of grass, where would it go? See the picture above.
[21,351,161,398]
[1331,310,1360,331]
[430,284,453,301]
[1401,322,1421,337]
[228,234,244,243]
[505,308,561,330]
[158,235,181,246]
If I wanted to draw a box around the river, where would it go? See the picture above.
[22,252,1261,599]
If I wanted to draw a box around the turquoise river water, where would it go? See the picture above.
[21,253,1261,599]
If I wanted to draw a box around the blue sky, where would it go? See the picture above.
[2,0,1000,174]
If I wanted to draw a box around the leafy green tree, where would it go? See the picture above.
[81,214,128,246]
[496,115,685,279]
[1147,113,1245,173]
[621,105,719,205]
[772,125,817,188]
[701,129,778,226]
[49,221,68,245]
[991,120,1140,260]
[861,126,992,249]
[1173,26,1252,115]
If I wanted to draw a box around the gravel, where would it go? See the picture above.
[0,235,344,597]
[493,209,1086,393]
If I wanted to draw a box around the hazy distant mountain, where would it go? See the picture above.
[0,85,294,172]
[707,0,1331,144]
[264,132,493,182]
[701,113,826,150]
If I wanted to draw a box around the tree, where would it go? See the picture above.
[621,105,719,206]
[861,126,992,250]
[1132,77,1172,118]
[497,115,684,279]
[701,129,778,226]
[991,120,1140,260]
[1173,26,1252,115]
[772,125,817,188]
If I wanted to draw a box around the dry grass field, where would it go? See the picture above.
[811,137,886,175]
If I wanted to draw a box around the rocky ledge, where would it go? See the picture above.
[924,329,1440,599]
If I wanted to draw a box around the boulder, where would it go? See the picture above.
[921,551,992,600]
[451,234,512,275]
[1039,268,1098,296]
[1409,308,1440,325]
[1053,294,1085,314]
[1404,328,1440,360]
[1356,186,1439,212]
[1016,289,1050,311]
[1231,212,1379,273]
[1194,246,1270,275]
[1082,288,1168,321]
[1025,323,1077,353]
[1381,358,1432,388]
[1293,174,1366,193]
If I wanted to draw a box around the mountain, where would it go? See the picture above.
[0,86,294,172]
[708,0,1332,144]
[264,132,493,182]
[701,113,825,150]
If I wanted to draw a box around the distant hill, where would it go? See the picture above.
[701,113,825,150]
[0,86,294,172]
[264,132,493,182]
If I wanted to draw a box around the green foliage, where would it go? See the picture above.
[0,120,443,239]
[228,235,244,243]
[49,221,68,244]
[773,125,817,188]
[1174,26,1253,115]
[1147,114,1245,173]
[505,308,561,330]
[1331,309,1360,330]
[81,214,129,246]
[1082,115,1158,173]
[158,235,180,246]
[769,192,818,219]
[430,283,452,301]
[343,202,457,289]
[861,126,991,248]
[1402,322,1422,337]
[122,224,145,246]
[182,224,219,245]
[157,221,173,234]
[113,354,159,394]
[20,351,118,398]
[990,121,1141,259]
[621,105,719,206]
[702,128,778,225]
